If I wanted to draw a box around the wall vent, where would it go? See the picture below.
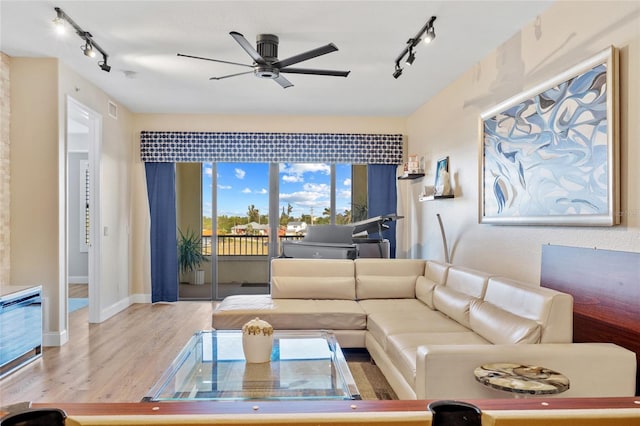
[108,100,118,119]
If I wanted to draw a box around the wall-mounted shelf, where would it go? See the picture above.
[419,194,455,202]
[398,173,425,180]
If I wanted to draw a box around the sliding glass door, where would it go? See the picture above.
[177,162,362,300]
[213,162,271,299]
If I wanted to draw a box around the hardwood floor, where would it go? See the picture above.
[0,301,214,405]
[68,284,89,298]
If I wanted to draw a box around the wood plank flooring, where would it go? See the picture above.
[68,284,89,298]
[0,301,214,405]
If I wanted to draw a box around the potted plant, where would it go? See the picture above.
[177,227,208,285]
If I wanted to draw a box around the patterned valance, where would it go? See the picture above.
[140,131,404,164]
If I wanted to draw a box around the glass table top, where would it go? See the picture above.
[144,330,360,401]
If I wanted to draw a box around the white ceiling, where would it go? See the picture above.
[0,1,554,116]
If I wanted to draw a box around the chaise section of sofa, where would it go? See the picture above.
[212,258,368,347]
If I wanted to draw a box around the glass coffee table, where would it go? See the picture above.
[144,330,360,401]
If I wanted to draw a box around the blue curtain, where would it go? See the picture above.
[367,164,398,258]
[145,162,178,302]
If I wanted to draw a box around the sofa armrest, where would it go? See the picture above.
[414,343,636,399]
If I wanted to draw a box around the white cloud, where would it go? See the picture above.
[204,166,213,177]
[242,188,252,193]
[282,174,303,183]
[338,189,351,199]
[280,163,330,184]
[218,184,232,190]
[257,188,268,194]
[343,178,351,187]
[235,168,246,179]
[302,183,330,194]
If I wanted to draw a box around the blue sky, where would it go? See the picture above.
[203,163,352,220]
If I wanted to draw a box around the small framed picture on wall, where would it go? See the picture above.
[434,156,449,195]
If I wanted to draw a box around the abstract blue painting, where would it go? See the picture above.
[480,47,619,226]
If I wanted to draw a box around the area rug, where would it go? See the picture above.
[345,349,398,400]
[69,297,89,313]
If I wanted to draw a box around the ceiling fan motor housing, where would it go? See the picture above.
[255,34,280,78]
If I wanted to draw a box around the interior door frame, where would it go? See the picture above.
[64,96,102,326]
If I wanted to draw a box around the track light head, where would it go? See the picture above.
[82,41,96,58]
[52,8,66,34]
[393,64,403,79]
[423,25,436,44]
[405,49,416,66]
[99,58,111,72]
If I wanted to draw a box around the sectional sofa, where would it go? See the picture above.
[212,258,637,400]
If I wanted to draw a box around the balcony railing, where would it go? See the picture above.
[202,235,304,256]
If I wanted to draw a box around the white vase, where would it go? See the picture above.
[191,269,205,285]
[241,317,274,363]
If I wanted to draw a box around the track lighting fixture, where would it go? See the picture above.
[405,47,416,66]
[82,39,96,58]
[392,16,436,79]
[423,25,436,44]
[393,63,403,79]
[52,8,65,34]
[53,7,111,72]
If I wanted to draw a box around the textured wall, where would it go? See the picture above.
[0,52,10,286]
[403,1,640,284]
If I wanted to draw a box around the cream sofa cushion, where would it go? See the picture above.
[445,266,491,298]
[483,277,573,343]
[366,309,469,351]
[355,259,425,299]
[415,261,450,308]
[469,299,541,344]
[432,285,476,328]
[271,258,355,299]
[387,332,490,387]
[212,295,366,330]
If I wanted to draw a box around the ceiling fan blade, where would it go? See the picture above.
[272,43,338,68]
[273,74,294,88]
[230,31,267,65]
[177,53,254,68]
[280,67,350,77]
[209,71,254,80]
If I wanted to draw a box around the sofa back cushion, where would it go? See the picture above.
[484,277,573,343]
[445,266,491,298]
[271,258,355,299]
[416,261,450,309]
[431,266,491,328]
[469,299,541,344]
[355,259,425,299]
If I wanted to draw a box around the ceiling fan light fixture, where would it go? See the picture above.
[180,31,350,89]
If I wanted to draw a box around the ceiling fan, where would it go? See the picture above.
[178,31,350,88]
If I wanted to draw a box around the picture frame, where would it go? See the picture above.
[434,156,449,195]
[478,46,619,226]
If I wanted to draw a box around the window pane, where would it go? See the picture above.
[279,163,331,229]
[336,164,353,224]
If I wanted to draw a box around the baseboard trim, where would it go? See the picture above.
[129,293,152,304]
[43,329,68,347]
[68,276,89,284]
[93,297,131,323]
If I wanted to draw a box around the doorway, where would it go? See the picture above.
[65,97,101,324]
